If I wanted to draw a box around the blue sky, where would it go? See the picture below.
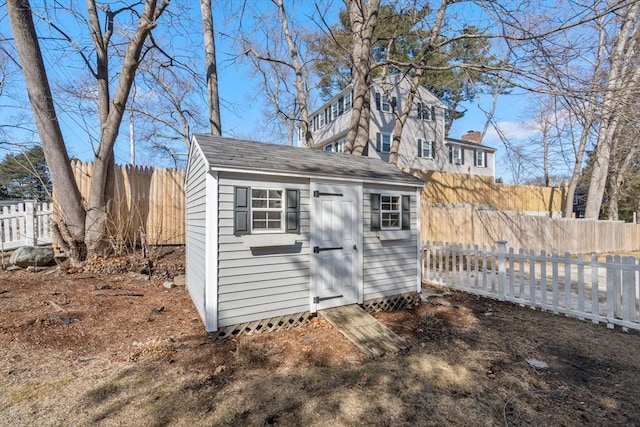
[0,1,543,183]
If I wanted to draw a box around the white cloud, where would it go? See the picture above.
[483,120,541,144]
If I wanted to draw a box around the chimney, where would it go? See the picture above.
[461,130,482,144]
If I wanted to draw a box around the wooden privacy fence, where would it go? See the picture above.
[71,161,185,245]
[411,170,566,213]
[422,200,640,253]
[0,201,53,250]
[423,241,640,332]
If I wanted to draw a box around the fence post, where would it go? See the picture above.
[497,240,507,301]
[25,201,36,246]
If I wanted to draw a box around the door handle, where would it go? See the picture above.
[353,244,357,251]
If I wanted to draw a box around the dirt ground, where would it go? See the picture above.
[1,248,639,426]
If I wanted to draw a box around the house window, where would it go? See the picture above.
[418,139,435,159]
[417,103,435,121]
[370,193,411,231]
[381,95,391,112]
[324,144,333,152]
[474,150,487,167]
[335,139,345,153]
[298,125,305,142]
[380,195,401,229]
[376,133,392,153]
[319,111,325,128]
[251,189,283,231]
[331,102,338,121]
[344,91,352,111]
[449,146,464,165]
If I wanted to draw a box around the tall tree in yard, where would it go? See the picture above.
[7,0,170,262]
[201,0,222,136]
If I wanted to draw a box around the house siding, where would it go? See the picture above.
[185,144,208,323]
[217,173,311,327]
[362,184,419,300]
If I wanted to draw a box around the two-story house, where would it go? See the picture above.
[299,75,496,178]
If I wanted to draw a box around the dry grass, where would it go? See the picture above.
[1,255,639,426]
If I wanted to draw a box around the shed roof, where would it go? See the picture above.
[193,134,424,187]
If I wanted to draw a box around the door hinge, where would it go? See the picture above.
[313,190,343,198]
[313,246,343,253]
[313,294,343,304]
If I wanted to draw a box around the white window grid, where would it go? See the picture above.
[380,195,401,229]
[251,188,284,232]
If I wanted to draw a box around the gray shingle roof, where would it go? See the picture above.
[193,134,424,186]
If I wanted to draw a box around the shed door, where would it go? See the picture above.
[311,182,362,310]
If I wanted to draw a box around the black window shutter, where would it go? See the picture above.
[286,189,300,233]
[461,148,465,165]
[370,193,381,231]
[375,92,381,110]
[376,133,381,152]
[417,102,422,118]
[417,139,422,157]
[431,141,436,159]
[402,195,410,230]
[448,146,453,163]
[430,106,436,121]
[391,96,397,111]
[234,186,251,235]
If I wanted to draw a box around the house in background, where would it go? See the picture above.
[300,75,497,179]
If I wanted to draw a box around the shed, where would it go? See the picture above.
[185,135,424,334]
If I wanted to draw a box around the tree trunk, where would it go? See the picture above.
[389,0,448,166]
[200,0,221,136]
[273,0,312,148]
[344,0,379,155]
[584,2,639,218]
[7,0,86,255]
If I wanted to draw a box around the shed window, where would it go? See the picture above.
[252,189,283,231]
[234,187,299,235]
[370,193,411,231]
[381,195,400,229]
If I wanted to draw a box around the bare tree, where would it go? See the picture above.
[201,0,221,136]
[8,0,170,261]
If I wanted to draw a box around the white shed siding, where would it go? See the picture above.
[362,185,419,299]
[185,145,209,323]
[217,174,311,327]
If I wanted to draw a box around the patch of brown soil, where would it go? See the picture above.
[1,251,639,426]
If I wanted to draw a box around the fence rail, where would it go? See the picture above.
[0,201,53,250]
[423,241,640,331]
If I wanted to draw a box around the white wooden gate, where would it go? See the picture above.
[0,201,53,251]
[423,241,640,331]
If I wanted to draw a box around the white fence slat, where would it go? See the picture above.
[564,252,572,315]
[577,254,585,317]
[423,241,640,332]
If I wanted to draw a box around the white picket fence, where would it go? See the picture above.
[0,201,53,251]
[423,241,640,331]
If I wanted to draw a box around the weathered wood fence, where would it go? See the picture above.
[423,241,640,331]
[71,161,185,245]
[0,201,53,250]
[411,170,566,212]
[422,200,640,253]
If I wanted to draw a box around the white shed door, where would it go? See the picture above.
[311,182,362,310]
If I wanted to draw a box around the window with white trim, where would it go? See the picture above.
[335,139,345,153]
[449,145,464,165]
[323,144,333,152]
[380,195,401,229]
[376,132,392,153]
[318,111,325,128]
[344,91,352,111]
[331,102,338,121]
[474,150,487,167]
[251,189,284,231]
[381,95,391,112]
[418,139,435,159]
[370,193,411,231]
